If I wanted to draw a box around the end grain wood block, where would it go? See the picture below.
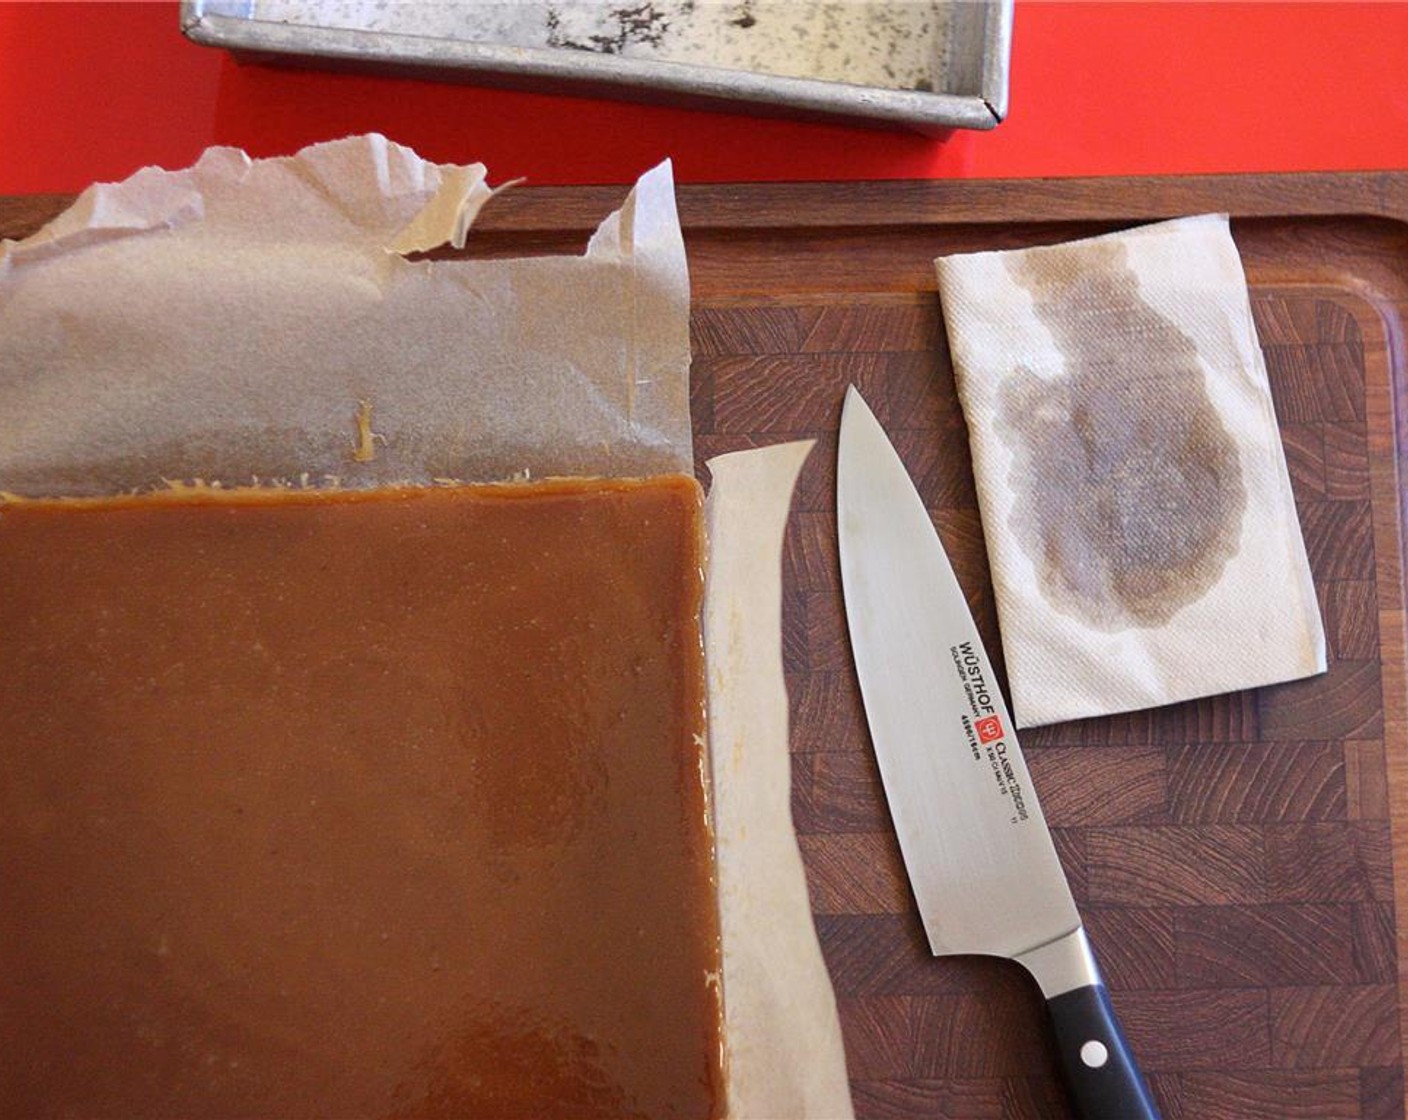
[1164,741,1347,823]
[1025,746,1168,826]
[787,670,867,754]
[1174,904,1363,987]
[1272,985,1401,1069]
[1087,826,1267,907]
[1177,1070,1361,1120]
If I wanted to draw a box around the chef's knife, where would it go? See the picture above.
[836,385,1159,1120]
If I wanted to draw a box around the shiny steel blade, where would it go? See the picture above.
[837,385,1079,961]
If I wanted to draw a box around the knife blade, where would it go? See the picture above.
[836,385,1159,1120]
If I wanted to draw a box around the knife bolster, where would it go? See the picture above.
[1015,926,1101,998]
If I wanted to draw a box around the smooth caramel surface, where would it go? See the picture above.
[0,478,723,1119]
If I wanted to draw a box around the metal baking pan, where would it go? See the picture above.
[180,1,1013,135]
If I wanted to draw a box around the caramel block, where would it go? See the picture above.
[0,478,723,1119]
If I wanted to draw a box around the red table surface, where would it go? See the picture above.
[1,1,1407,195]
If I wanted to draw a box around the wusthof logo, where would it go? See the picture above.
[975,715,1004,744]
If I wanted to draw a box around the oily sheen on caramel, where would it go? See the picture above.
[0,478,724,1119]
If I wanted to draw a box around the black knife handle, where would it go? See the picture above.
[1047,983,1160,1119]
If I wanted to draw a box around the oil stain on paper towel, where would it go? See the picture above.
[995,240,1247,631]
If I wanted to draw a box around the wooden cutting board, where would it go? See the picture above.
[6,172,1406,1119]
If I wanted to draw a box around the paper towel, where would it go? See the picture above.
[935,214,1326,727]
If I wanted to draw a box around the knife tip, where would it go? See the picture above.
[840,384,876,432]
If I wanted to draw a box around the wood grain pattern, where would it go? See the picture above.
[5,174,1407,1118]
[1176,1070,1361,1120]
[1165,741,1346,822]
[1361,1066,1406,1119]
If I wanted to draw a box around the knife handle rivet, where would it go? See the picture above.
[1079,1040,1109,1069]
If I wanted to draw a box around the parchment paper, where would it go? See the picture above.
[707,442,854,1119]
[0,135,852,1119]
[0,134,691,494]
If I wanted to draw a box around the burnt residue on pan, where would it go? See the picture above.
[538,0,942,90]
[995,239,1248,631]
[546,1,678,54]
